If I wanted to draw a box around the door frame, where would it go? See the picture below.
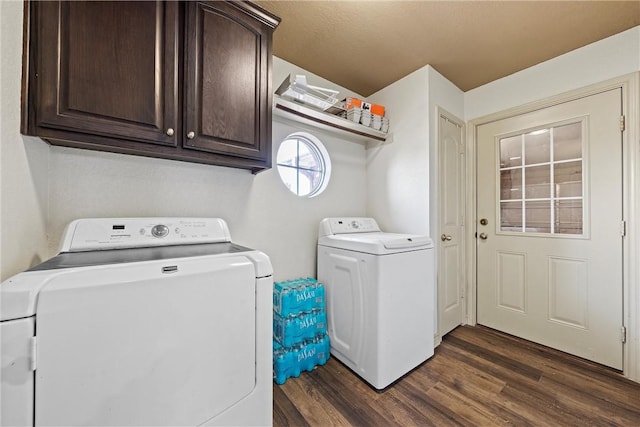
[435,107,466,341]
[465,73,640,382]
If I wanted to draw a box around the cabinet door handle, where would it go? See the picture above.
[166,128,174,136]
[186,131,195,139]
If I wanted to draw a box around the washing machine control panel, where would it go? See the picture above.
[60,218,232,252]
[322,217,381,235]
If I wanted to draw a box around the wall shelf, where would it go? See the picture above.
[273,95,391,144]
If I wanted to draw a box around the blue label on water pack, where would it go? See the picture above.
[273,334,330,385]
[273,278,325,317]
[273,308,327,347]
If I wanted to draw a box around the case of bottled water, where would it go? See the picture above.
[273,277,325,316]
[273,334,330,385]
[273,277,330,384]
[274,308,327,347]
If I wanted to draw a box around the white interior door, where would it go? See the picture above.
[476,89,623,369]
[438,112,466,336]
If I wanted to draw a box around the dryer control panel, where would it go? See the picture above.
[59,218,231,252]
[318,217,380,236]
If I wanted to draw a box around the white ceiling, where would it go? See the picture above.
[255,1,640,96]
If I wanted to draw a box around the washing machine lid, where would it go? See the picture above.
[0,247,272,322]
[0,218,272,322]
[318,232,433,255]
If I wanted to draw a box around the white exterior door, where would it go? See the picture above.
[476,89,623,369]
[438,112,466,336]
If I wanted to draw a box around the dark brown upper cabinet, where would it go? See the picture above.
[184,2,272,162]
[21,1,280,173]
[27,1,180,147]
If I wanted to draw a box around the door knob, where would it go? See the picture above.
[441,234,452,241]
[479,232,488,240]
[166,128,174,136]
[186,131,195,139]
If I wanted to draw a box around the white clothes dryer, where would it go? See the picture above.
[317,217,435,389]
[1,218,272,426]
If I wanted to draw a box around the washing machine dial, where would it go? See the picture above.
[351,220,360,229]
[151,224,169,238]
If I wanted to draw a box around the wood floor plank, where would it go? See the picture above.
[314,358,383,403]
[539,361,640,413]
[393,370,466,427]
[277,371,352,426]
[456,326,640,414]
[367,390,434,426]
[456,325,621,381]
[301,362,391,425]
[427,347,507,395]
[432,348,576,425]
[437,337,544,387]
[424,353,535,426]
[445,333,544,381]
[498,382,593,426]
[443,334,637,425]
[273,382,309,427]
[536,375,640,426]
[273,325,640,426]
[425,381,501,426]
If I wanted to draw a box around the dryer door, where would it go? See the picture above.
[34,255,256,426]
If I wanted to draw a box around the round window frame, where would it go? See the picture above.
[276,132,331,198]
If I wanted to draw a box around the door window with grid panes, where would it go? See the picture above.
[498,121,584,235]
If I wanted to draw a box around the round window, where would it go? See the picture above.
[276,132,331,197]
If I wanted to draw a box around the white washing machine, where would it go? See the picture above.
[1,218,272,426]
[317,217,435,389]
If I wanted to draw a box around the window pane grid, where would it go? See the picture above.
[278,164,323,173]
[276,133,329,198]
[549,127,555,232]
[498,122,583,235]
[300,165,325,173]
[295,140,300,195]
[554,157,582,164]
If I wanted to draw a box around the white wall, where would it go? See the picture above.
[367,67,431,235]
[366,66,464,236]
[0,1,50,281]
[465,26,640,120]
[0,0,367,283]
[47,120,366,282]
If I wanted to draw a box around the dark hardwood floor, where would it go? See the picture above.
[273,325,640,426]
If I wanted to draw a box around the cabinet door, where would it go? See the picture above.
[184,1,274,163]
[34,1,179,147]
